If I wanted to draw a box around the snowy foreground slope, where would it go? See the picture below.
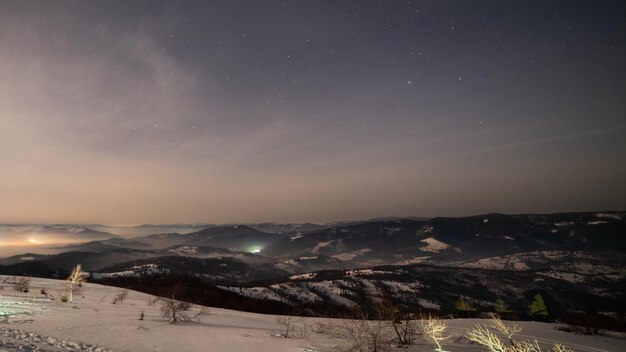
[0,276,623,352]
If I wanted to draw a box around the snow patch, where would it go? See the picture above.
[269,283,322,303]
[381,280,421,293]
[289,273,316,280]
[331,248,371,261]
[419,237,449,253]
[587,221,608,225]
[555,221,574,227]
[168,246,198,255]
[346,269,392,276]
[595,213,622,220]
[308,281,356,307]
[396,256,430,265]
[460,256,530,271]
[91,264,168,279]
[289,232,303,241]
[538,271,585,284]
[311,240,334,254]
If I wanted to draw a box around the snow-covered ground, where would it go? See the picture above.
[0,276,623,352]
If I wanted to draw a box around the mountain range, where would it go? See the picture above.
[1,211,624,320]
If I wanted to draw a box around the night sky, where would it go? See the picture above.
[1,1,624,224]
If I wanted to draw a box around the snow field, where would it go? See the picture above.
[0,276,623,352]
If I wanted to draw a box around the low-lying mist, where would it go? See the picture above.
[0,225,113,257]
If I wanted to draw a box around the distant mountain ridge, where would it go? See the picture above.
[262,212,626,265]
[128,225,289,252]
[2,211,624,266]
[1,211,624,319]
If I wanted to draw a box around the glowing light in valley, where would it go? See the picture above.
[250,247,262,254]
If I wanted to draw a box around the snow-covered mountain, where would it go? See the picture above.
[262,212,626,265]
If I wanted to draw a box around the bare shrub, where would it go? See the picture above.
[553,344,575,352]
[315,304,574,352]
[300,323,311,342]
[317,305,391,352]
[13,277,30,293]
[112,289,129,304]
[380,301,422,346]
[273,306,311,340]
[466,316,575,352]
[466,324,508,352]
[274,307,299,338]
[155,283,209,324]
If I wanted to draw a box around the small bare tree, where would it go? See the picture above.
[489,316,521,344]
[157,292,191,324]
[274,306,300,338]
[155,282,209,324]
[421,314,449,352]
[67,264,86,303]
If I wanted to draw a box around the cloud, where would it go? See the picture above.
[0,15,200,155]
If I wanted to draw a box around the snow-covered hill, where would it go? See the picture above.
[0,276,623,352]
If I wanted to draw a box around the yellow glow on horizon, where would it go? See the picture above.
[0,240,37,246]
[0,235,89,248]
[0,237,55,247]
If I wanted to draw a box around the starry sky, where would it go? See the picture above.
[0,1,624,225]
